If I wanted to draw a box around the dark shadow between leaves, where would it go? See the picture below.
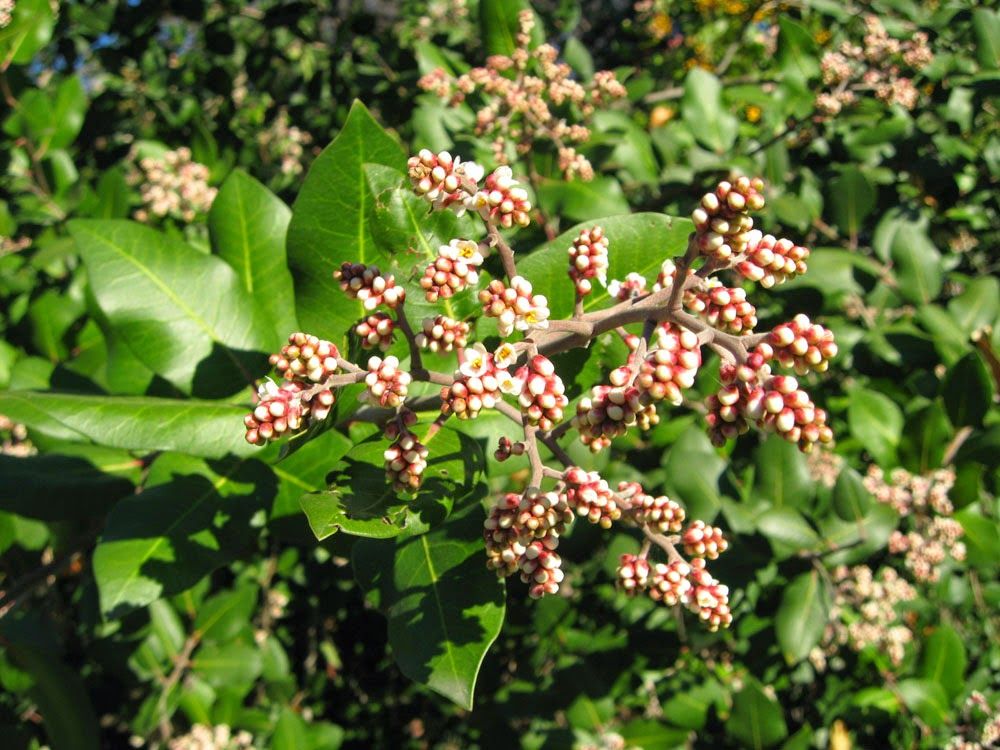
[191,343,269,399]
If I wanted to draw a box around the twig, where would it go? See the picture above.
[486,220,519,280]
[394,302,423,371]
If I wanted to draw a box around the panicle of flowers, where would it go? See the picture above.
[635,323,702,405]
[257,108,314,176]
[478,276,550,337]
[691,177,766,263]
[127,146,217,223]
[510,354,568,431]
[757,314,838,374]
[684,279,758,334]
[414,315,469,353]
[269,332,340,383]
[573,367,648,452]
[562,466,622,528]
[608,272,648,301]
[568,225,610,297]
[811,565,917,669]
[165,724,257,750]
[420,238,485,302]
[806,448,844,488]
[946,692,1000,750]
[440,343,513,420]
[407,149,485,214]
[361,355,411,408]
[417,10,626,181]
[382,411,428,492]
[334,262,405,309]
[0,0,13,28]
[816,15,933,116]
[617,482,685,533]
[735,230,809,287]
[354,313,395,351]
[0,414,35,458]
[469,166,533,228]
[865,466,965,582]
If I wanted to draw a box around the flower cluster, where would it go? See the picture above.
[865,466,965,582]
[0,0,12,28]
[414,315,469,353]
[478,276,550,337]
[362,355,411,408]
[636,323,702,405]
[440,344,513,420]
[510,354,568,431]
[383,412,429,492]
[407,149,484,214]
[567,225,610,297]
[418,10,626,180]
[257,108,313,176]
[759,314,838,375]
[812,565,917,670]
[470,166,533,229]
[334,262,405,309]
[165,724,257,750]
[816,15,933,116]
[691,177,766,262]
[0,414,34,458]
[735,231,809,288]
[127,147,217,223]
[684,280,758,334]
[354,313,395,351]
[420,238,485,302]
[562,467,622,528]
[946,692,1000,750]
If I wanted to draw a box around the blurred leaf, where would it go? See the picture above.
[479,0,541,56]
[918,625,967,699]
[0,0,55,65]
[889,222,943,304]
[955,508,1000,569]
[536,176,631,222]
[832,467,872,522]
[754,436,813,508]
[352,504,505,710]
[0,391,256,459]
[757,507,820,557]
[775,570,831,664]
[286,100,406,343]
[194,585,258,643]
[942,352,993,428]
[682,68,738,152]
[272,707,310,750]
[209,169,296,344]
[827,167,875,238]
[847,388,903,466]
[726,679,788,749]
[619,719,690,750]
[973,8,1000,69]
[70,220,271,397]
[948,277,1000,335]
[662,425,725,521]
[777,18,819,83]
[897,679,949,728]
[93,454,275,618]
[192,641,262,689]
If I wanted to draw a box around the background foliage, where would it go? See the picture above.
[1,1,998,748]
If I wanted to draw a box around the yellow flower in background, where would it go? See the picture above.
[650,105,675,128]
[649,12,672,40]
[745,104,762,123]
[829,720,852,750]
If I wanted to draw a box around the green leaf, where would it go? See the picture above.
[93,454,275,618]
[973,8,1000,70]
[775,570,831,664]
[619,719,690,750]
[0,445,138,520]
[209,169,296,343]
[518,212,693,327]
[754,436,813,508]
[272,707,310,750]
[777,18,819,83]
[0,391,256,459]
[70,220,271,397]
[832,468,872,522]
[726,679,788,749]
[897,678,950,728]
[352,504,505,709]
[0,0,55,65]
[942,352,993,428]
[818,503,899,567]
[286,100,406,343]
[191,641,262,689]
[662,425,725,521]
[948,277,1000,335]
[194,585,259,643]
[918,625,967,699]
[955,509,1000,569]
[827,167,875,238]
[847,388,903,466]
[49,75,88,150]
[299,426,484,539]
[756,507,820,557]
[682,68,738,152]
[889,222,943,304]
[536,176,631,223]
[479,0,541,56]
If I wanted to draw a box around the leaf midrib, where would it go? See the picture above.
[420,534,462,693]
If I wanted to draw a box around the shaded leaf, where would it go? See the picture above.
[775,570,831,664]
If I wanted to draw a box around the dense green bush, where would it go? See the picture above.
[1,1,998,749]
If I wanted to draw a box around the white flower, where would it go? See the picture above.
[493,342,518,369]
[459,343,491,378]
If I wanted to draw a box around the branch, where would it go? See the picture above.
[394,302,423,371]
[487,220,519,280]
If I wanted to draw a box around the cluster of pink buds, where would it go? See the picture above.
[383,414,429,492]
[354,313,395,351]
[440,344,512,420]
[635,323,702,405]
[483,489,573,598]
[335,263,405,309]
[682,520,728,560]
[691,177,766,262]
[618,483,685,533]
[361,355,411,408]
[758,314,837,374]
[470,166,532,229]
[562,467,622,528]
[736,231,810,288]
[647,560,693,606]
[407,149,484,213]
[608,272,648,301]
[494,436,526,461]
[244,380,333,446]
[269,332,340,384]
[420,239,485,302]
[478,276,550,337]
[510,355,568,431]
[573,371,647,452]
[567,226,609,296]
[414,315,469,353]
[616,554,651,592]
[685,281,758,334]
[688,558,733,631]
[706,354,833,452]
